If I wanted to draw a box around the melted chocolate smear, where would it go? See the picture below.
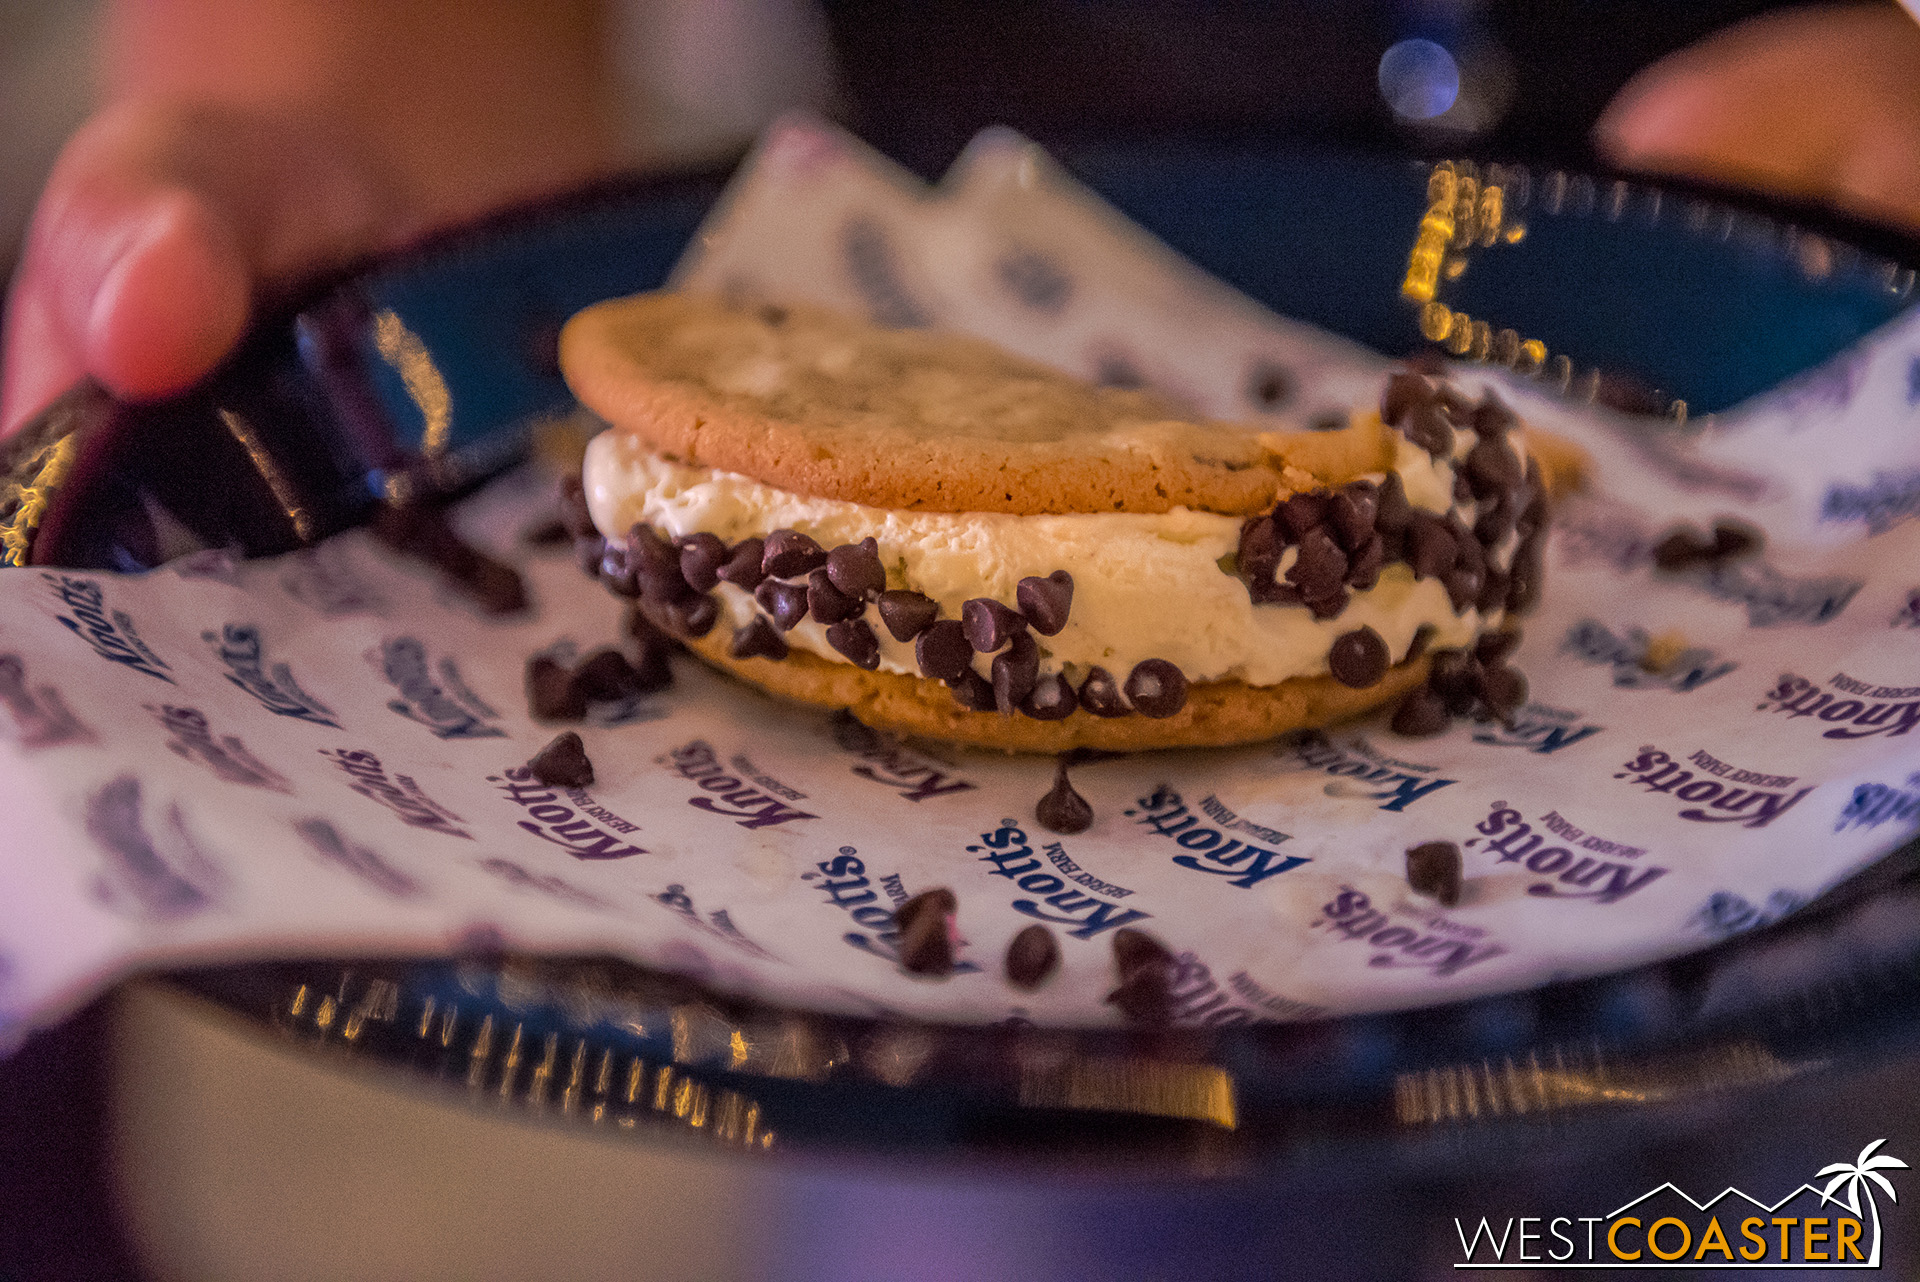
[1107,927,1177,1025]
[895,888,958,977]
[1036,757,1094,835]
[1005,923,1061,991]
[528,731,594,788]
[1406,840,1463,907]
[1016,571,1074,636]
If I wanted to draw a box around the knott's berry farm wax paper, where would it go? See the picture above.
[4,118,1920,1039]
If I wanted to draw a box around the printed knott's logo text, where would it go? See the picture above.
[1759,673,1920,741]
[1454,1139,1907,1269]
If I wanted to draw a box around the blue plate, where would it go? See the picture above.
[10,144,1920,1172]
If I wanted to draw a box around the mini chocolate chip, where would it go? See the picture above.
[1381,372,1432,426]
[526,655,586,721]
[1005,923,1061,991]
[1021,673,1078,720]
[678,533,727,592]
[632,526,692,604]
[1473,394,1517,437]
[1329,482,1378,549]
[558,475,596,539]
[1107,927,1177,1024]
[1238,515,1284,581]
[827,618,881,669]
[1392,685,1452,736]
[1405,622,1437,662]
[1404,401,1455,457]
[1429,649,1483,716]
[1305,588,1350,620]
[1124,659,1188,718]
[1653,527,1714,569]
[717,537,766,590]
[1346,534,1385,590]
[669,593,720,638]
[528,731,594,788]
[962,598,1026,652]
[1443,564,1483,614]
[1452,469,1474,506]
[1078,666,1130,717]
[1506,537,1544,614]
[1375,471,1412,536]
[1479,663,1528,719]
[992,631,1039,713]
[1437,384,1476,420]
[575,534,607,575]
[522,517,570,547]
[761,528,827,578]
[1279,492,1330,540]
[1474,500,1514,548]
[1711,520,1761,562]
[1449,515,1484,574]
[916,620,972,681]
[1475,627,1522,663]
[1406,841,1463,907]
[830,708,883,753]
[895,888,958,977]
[730,616,788,661]
[827,537,886,599]
[1466,435,1523,499]
[571,649,650,703]
[1513,485,1548,543]
[947,668,996,712]
[1406,513,1457,580]
[1016,571,1074,636]
[755,578,810,631]
[598,540,640,597]
[1036,757,1094,834]
[878,590,939,642]
[807,567,864,624]
[1329,626,1390,688]
[1475,565,1511,614]
[1247,361,1294,409]
[1287,527,1349,598]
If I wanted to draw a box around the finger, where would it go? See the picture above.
[2,102,390,436]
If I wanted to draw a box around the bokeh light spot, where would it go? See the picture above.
[1378,39,1460,121]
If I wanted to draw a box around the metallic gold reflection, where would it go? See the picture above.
[1394,1041,1810,1126]
[373,310,454,457]
[218,409,314,543]
[1019,1057,1238,1130]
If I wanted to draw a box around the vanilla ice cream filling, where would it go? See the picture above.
[585,430,1523,690]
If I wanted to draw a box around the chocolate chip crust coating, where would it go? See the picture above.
[648,601,1433,752]
[561,291,1403,516]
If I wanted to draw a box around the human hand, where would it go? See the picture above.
[0,101,394,436]
[0,0,622,439]
[1597,2,1920,233]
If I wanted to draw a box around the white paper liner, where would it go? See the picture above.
[4,117,1920,1042]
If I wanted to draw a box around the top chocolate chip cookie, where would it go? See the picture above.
[560,292,1396,515]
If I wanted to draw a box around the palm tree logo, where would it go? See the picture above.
[1817,1138,1909,1267]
